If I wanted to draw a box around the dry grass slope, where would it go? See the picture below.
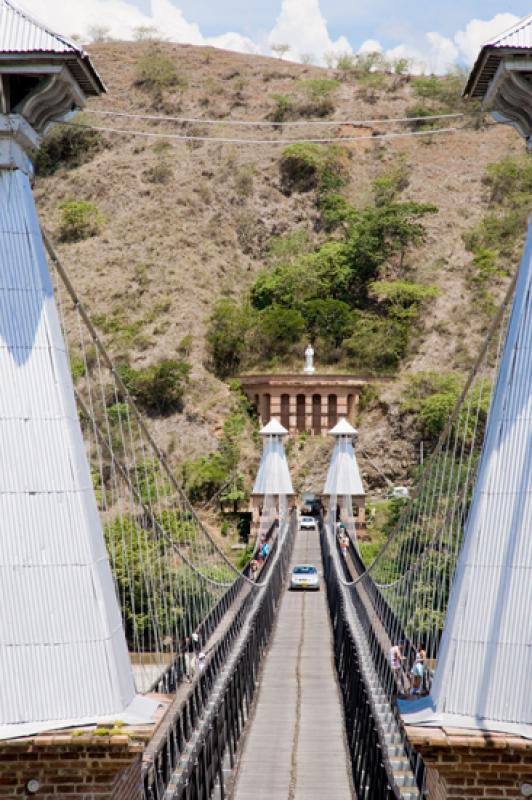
[34,41,524,494]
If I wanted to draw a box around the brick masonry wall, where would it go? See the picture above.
[405,727,532,800]
[0,737,144,799]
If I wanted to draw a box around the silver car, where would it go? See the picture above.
[290,564,320,591]
[300,515,317,530]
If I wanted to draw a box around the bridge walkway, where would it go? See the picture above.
[231,525,354,800]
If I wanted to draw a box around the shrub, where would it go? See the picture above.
[300,78,339,98]
[319,193,358,231]
[136,51,186,92]
[70,353,86,382]
[279,142,324,192]
[368,280,440,319]
[270,93,294,122]
[58,200,104,242]
[234,165,254,197]
[177,334,193,357]
[279,142,349,193]
[266,229,310,262]
[250,255,329,310]
[207,299,253,378]
[372,161,410,205]
[411,70,469,111]
[464,212,525,259]
[34,121,102,176]
[405,105,441,131]
[403,371,491,441]
[483,155,532,205]
[255,306,306,358]
[118,359,191,415]
[183,452,227,503]
[143,161,173,183]
[297,78,338,116]
[344,311,408,372]
[300,298,352,347]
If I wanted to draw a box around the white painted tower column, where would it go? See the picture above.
[0,1,151,738]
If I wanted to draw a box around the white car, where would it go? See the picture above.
[387,485,410,499]
[290,564,320,591]
[300,515,317,530]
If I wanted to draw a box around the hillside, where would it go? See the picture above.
[33,41,525,506]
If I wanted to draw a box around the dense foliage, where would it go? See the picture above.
[182,384,255,504]
[464,155,532,310]
[207,165,438,377]
[105,515,227,650]
[34,121,103,176]
[118,358,191,415]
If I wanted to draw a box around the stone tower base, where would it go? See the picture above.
[405,725,532,800]
[0,731,147,799]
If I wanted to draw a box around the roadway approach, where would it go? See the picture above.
[231,524,355,799]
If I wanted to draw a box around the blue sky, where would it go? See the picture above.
[127,0,530,50]
[22,0,531,73]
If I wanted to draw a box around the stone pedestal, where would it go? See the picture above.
[405,726,532,800]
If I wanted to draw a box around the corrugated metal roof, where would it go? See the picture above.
[323,437,365,497]
[253,435,294,496]
[329,418,358,436]
[0,0,80,54]
[0,0,105,96]
[464,13,532,99]
[488,13,532,48]
[0,168,138,736]
[401,219,532,738]
[259,418,288,436]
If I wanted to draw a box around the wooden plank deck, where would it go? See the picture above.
[231,526,355,800]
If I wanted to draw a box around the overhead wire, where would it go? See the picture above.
[54,117,492,146]
[88,107,481,128]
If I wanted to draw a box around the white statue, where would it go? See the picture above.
[304,343,315,374]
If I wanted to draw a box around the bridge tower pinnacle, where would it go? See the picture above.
[0,0,147,739]
[323,418,366,533]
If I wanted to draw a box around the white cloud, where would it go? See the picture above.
[16,1,527,76]
[454,13,520,64]
[20,0,257,52]
[268,0,352,64]
[208,31,261,56]
[355,14,522,76]
[357,39,383,55]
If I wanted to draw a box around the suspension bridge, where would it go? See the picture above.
[0,2,531,799]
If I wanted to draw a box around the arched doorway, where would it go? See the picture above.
[328,394,337,428]
[312,394,321,434]
[261,394,271,424]
[281,393,290,430]
[296,394,306,432]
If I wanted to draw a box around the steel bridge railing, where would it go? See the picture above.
[142,511,296,800]
[343,539,426,796]
[321,518,402,800]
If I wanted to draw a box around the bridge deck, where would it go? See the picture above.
[232,526,354,799]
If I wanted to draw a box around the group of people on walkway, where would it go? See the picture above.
[250,539,271,581]
[390,643,429,696]
[336,521,349,558]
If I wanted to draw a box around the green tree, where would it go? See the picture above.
[207,299,253,378]
[301,298,352,347]
[344,311,408,372]
[255,305,306,357]
[369,280,440,320]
